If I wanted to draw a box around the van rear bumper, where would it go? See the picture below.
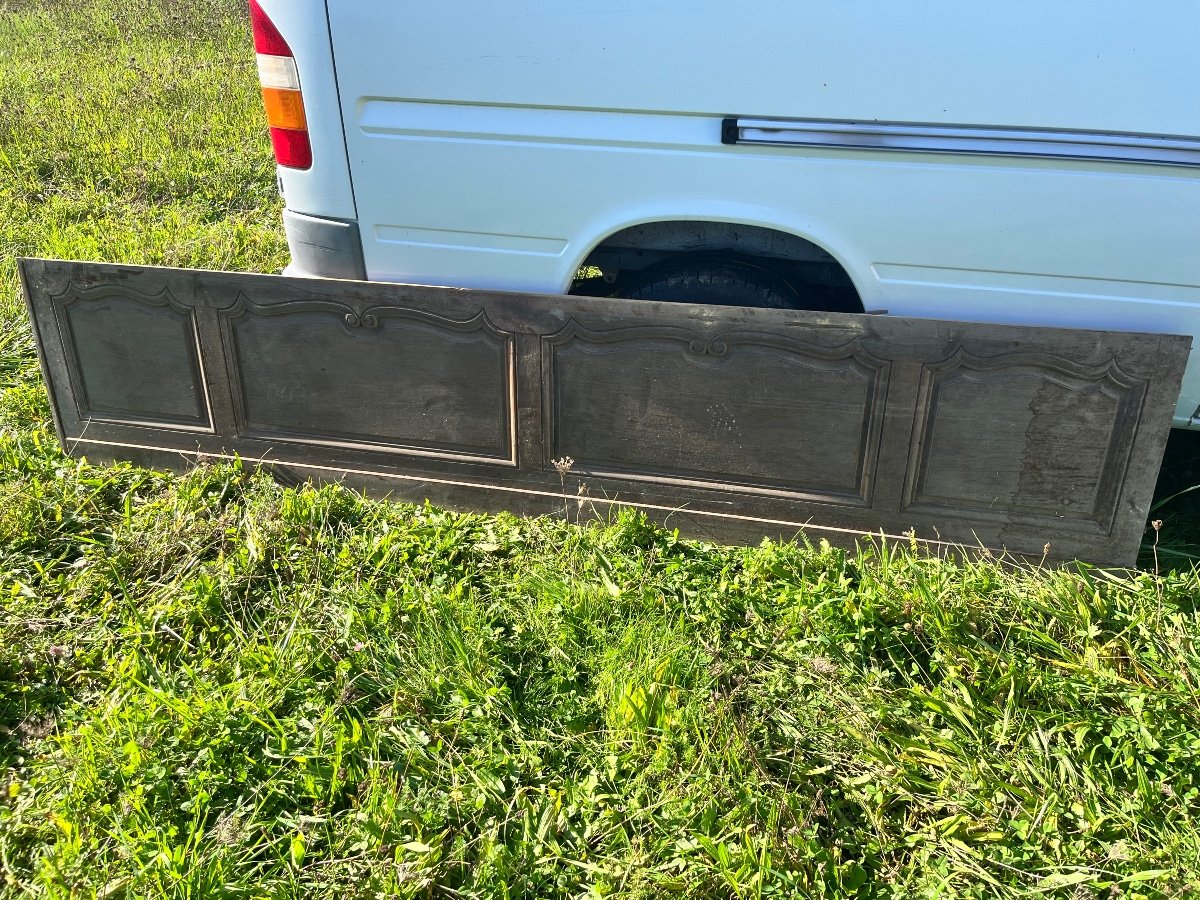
[283,209,367,280]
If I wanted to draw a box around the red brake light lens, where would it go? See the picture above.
[269,127,312,170]
[249,0,293,57]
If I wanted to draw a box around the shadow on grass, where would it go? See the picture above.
[0,666,70,772]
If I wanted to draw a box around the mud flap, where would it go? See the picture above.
[19,259,1189,565]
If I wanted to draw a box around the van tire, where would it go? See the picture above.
[619,258,804,309]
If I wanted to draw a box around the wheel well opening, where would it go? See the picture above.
[572,221,862,313]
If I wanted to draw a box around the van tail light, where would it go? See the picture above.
[250,0,311,169]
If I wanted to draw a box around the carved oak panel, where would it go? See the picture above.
[544,322,889,503]
[54,285,209,428]
[18,259,1190,565]
[221,295,515,463]
[904,351,1146,530]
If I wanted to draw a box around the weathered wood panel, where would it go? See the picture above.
[54,283,209,429]
[19,258,1190,565]
[220,295,515,462]
[544,322,889,503]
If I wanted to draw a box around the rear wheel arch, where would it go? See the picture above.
[569,220,865,312]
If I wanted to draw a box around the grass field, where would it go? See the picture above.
[2,1,1200,897]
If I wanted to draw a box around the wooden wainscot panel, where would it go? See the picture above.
[52,281,210,430]
[903,349,1146,533]
[219,291,516,464]
[543,320,889,505]
[19,259,1191,566]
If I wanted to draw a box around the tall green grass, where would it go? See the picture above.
[1,448,1199,898]
[1,1,1199,898]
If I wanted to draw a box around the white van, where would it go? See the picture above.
[250,0,1200,426]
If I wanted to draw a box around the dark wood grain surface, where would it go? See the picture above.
[19,258,1190,565]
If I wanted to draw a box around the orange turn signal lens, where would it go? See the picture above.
[261,87,306,131]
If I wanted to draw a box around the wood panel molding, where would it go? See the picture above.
[19,258,1190,565]
[50,281,211,430]
[218,292,517,464]
[542,320,890,504]
[904,348,1147,532]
